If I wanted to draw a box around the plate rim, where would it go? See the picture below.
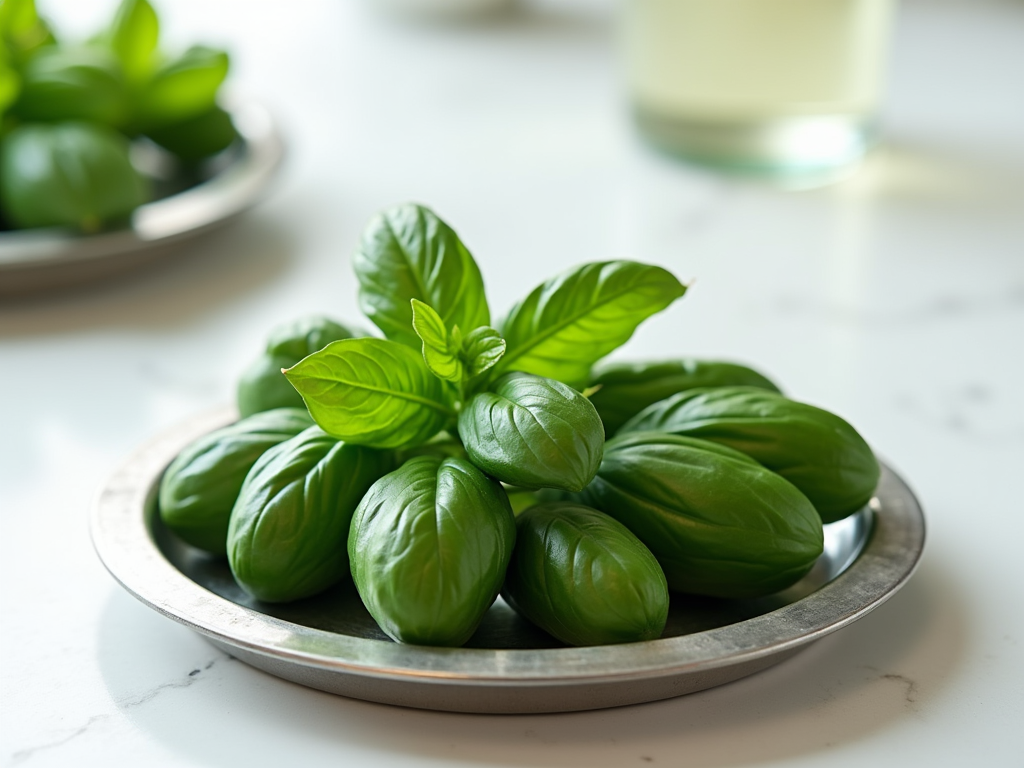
[90,406,926,691]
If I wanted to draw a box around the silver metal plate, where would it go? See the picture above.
[0,100,284,297]
[90,407,925,713]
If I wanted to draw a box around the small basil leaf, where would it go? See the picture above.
[12,46,126,124]
[458,372,604,492]
[496,260,687,387]
[0,0,57,66]
[462,326,506,378]
[265,315,359,360]
[237,316,360,418]
[353,203,489,349]
[136,45,229,127]
[411,298,462,383]
[284,337,453,449]
[106,0,159,83]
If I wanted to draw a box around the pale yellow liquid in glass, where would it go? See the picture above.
[624,0,894,173]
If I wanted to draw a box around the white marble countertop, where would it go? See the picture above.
[2,0,1023,765]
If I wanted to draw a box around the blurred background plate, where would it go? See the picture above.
[91,407,926,714]
[0,99,283,298]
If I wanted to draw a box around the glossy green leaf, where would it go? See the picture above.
[577,432,824,598]
[589,359,781,435]
[353,203,489,349]
[462,326,505,378]
[496,261,687,387]
[227,426,394,603]
[237,354,301,417]
[619,386,880,523]
[12,45,126,124]
[265,315,360,360]
[0,122,148,231]
[237,317,361,418]
[411,298,462,383]
[137,45,228,126]
[458,372,604,492]
[158,408,313,555]
[0,0,56,64]
[284,337,453,449]
[502,503,668,646]
[349,455,516,646]
[107,0,159,83]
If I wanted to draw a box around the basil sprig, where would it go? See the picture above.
[284,203,687,481]
[411,298,507,398]
[207,202,882,645]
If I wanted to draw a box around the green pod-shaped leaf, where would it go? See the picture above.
[577,432,824,598]
[349,456,516,646]
[0,0,57,68]
[237,315,358,418]
[158,408,313,555]
[588,359,781,436]
[12,46,126,124]
[0,121,147,231]
[227,427,394,603]
[458,372,604,492]
[502,503,669,646]
[619,387,880,523]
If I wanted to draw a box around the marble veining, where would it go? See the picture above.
[7,656,229,766]
[9,715,110,767]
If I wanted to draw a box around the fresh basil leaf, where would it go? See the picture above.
[0,0,56,65]
[458,372,604,492]
[107,0,159,83]
[283,337,453,449]
[137,45,228,127]
[462,326,505,378]
[0,122,148,231]
[12,46,126,125]
[495,261,686,387]
[353,203,489,349]
[411,298,462,383]
[265,315,360,360]
[237,315,360,418]
[349,455,515,646]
